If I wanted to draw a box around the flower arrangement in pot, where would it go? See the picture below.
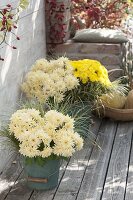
[69,59,112,103]
[21,57,115,106]
[68,58,129,119]
[21,57,94,136]
[0,108,84,190]
[21,56,125,123]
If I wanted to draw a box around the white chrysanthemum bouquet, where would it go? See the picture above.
[8,108,83,162]
[21,57,79,103]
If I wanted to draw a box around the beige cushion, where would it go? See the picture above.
[73,29,128,43]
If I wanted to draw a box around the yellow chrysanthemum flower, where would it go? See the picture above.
[70,59,112,87]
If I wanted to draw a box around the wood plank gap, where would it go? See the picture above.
[101,122,133,200]
[75,120,107,200]
[51,158,71,200]
[28,191,34,200]
[75,120,118,200]
[0,154,18,176]
[99,123,118,200]
[4,168,35,200]
[124,129,133,200]
[3,169,23,200]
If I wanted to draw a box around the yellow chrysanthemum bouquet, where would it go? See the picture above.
[69,59,112,103]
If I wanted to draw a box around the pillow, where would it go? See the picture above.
[72,29,128,43]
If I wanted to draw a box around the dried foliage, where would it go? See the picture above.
[71,0,132,36]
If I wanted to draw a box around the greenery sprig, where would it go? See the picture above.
[0,0,29,61]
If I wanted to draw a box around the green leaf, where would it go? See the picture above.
[19,0,29,9]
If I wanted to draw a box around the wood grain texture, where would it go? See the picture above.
[101,122,133,200]
[125,131,133,200]
[1,119,133,200]
[0,158,23,200]
[29,119,102,200]
[76,120,117,200]
[53,43,122,55]
[53,53,122,66]
[4,170,33,200]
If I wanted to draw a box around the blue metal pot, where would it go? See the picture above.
[23,159,60,190]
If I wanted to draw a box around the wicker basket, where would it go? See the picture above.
[99,106,133,121]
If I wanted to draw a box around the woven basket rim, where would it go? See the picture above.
[105,106,133,113]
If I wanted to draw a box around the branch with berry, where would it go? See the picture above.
[0,0,29,61]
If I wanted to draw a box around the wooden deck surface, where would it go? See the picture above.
[0,118,133,200]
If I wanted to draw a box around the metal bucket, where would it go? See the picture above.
[23,159,60,190]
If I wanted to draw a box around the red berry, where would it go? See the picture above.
[12,46,17,49]
[7,4,11,8]
[16,36,20,40]
[1,27,5,31]
[13,25,17,29]
[0,57,4,61]
[3,9,7,14]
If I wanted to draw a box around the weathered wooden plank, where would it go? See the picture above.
[4,170,33,200]
[28,118,102,200]
[53,53,122,66]
[0,158,23,200]
[76,119,117,200]
[125,132,133,200]
[53,43,121,55]
[101,122,133,200]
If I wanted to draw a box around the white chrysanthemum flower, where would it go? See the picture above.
[9,109,45,140]
[19,142,40,157]
[64,75,79,90]
[53,143,75,157]
[21,57,79,103]
[32,59,50,73]
[9,108,83,159]
[72,132,84,151]
[39,147,53,158]
[57,56,69,64]
[54,93,65,103]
